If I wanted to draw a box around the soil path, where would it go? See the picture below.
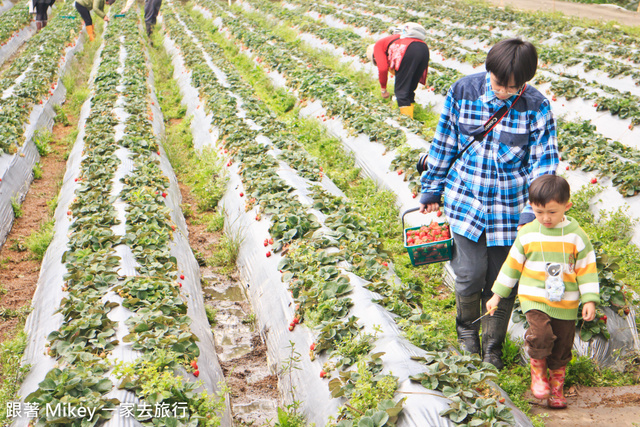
[483,0,640,27]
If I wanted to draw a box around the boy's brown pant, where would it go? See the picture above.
[525,310,575,370]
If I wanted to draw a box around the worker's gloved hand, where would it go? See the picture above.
[381,89,390,99]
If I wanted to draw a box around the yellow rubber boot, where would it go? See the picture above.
[86,25,95,42]
[399,105,414,119]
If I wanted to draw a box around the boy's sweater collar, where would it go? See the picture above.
[530,216,576,233]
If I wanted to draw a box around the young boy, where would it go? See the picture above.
[486,174,599,409]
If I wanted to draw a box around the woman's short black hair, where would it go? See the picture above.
[529,174,570,206]
[485,38,538,89]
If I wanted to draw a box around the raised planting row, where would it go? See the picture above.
[0,1,83,247]
[15,9,229,427]
[197,0,639,362]
[0,0,80,155]
[0,2,31,49]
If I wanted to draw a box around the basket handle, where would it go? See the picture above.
[401,207,421,231]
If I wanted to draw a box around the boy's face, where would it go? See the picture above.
[531,200,572,228]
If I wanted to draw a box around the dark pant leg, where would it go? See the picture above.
[548,318,575,369]
[525,310,575,369]
[394,42,429,107]
[35,3,49,21]
[75,2,93,26]
[144,0,163,25]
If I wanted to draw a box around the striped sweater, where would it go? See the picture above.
[492,216,600,320]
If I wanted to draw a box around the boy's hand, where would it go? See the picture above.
[582,302,596,322]
[486,294,501,315]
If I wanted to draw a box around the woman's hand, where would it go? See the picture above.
[104,15,110,22]
[419,203,439,214]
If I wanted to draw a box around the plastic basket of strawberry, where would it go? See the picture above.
[402,207,453,266]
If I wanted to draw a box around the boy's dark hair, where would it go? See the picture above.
[529,174,570,206]
[486,38,538,89]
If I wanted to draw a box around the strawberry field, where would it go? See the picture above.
[1,0,640,426]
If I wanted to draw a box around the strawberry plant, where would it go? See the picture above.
[410,352,515,425]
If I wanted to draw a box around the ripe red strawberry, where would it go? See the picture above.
[180,274,185,280]
[590,177,598,184]
[498,397,506,404]
[193,370,199,377]
[551,96,556,102]
[412,193,417,198]
[67,210,72,216]
[436,210,442,217]
[162,192,168,198]
[239,192,244,197]
[269,238,274,244]
[191,360,198,369]
[319,370,327,378]
[566,165,570,170]
[601,315,607,323]
[266,251,271,258]
[293,316,300,325]
[593,102,598,107]
[178,283,182,287]
[623,307,630,315]
[382,261,388,267]
[157,151,161,155]
[288,324,294,331]
[310,343,316,351]
[397,169,403,175]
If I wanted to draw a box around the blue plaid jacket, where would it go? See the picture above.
[420,72,559,247]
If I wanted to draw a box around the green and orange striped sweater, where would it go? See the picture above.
[492,216,600,320]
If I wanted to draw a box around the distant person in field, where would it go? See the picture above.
[33,0,55,31]
[122,0,161,42]
[487,174,599,408]
[366,22,429,119]
[75,0,115,42]
[417,38,559,369]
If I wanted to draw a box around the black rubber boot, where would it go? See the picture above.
[455,292,482,355]
[481,295,515,370]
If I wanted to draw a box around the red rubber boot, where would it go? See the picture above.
[530,358,550,399]
[548,366,568,409]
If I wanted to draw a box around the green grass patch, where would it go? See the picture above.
[0,327,30,427]
[32,130,53,156]
[24,220,54,260]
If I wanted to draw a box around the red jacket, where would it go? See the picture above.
[373,35,428,89]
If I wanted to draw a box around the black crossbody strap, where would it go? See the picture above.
[455,85,527,162]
